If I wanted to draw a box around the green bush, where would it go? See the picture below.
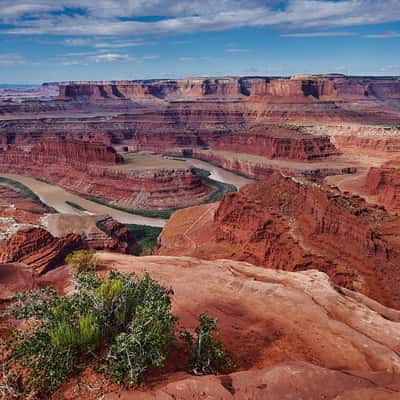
[65,250,98,275]
[106,278,175,384]
[125,224,162,255]
[4,271,176,398]
[181,314,233,375]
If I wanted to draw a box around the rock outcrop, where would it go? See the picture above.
[108,363,400,400]
[190,148,357,180]
[365,161,400,214]
[0,263,35,302]
[0,140,212,210]
[0,227,83,274]
[158,173,400,309]
[58,76,400,102]
[0,184,51,225]
[49,253,400,399]
[44,214,134,253]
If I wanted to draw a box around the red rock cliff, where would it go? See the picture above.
[158,173,400,308]
[58,76,400,101]
[365,161,400,213]
[0,141,212,210]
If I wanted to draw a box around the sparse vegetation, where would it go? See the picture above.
[125,224,162,255]
[3,271,177,398]
[181,313,234,376]
[86,197,174,219]
[0,177,41,202]
[0,177,57,213]
[35,178,52,184]
[86,167,237,220]
[191,167,237,202]
[65,200,87,211]
[65,250,98,275]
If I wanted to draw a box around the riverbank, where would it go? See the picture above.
[0,173,166,227]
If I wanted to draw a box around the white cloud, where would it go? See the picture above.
[63,38,91,46]
[0,1,400,36]
[281,31,357,37]
[178,57,195,62]
[62,60,84,66]
[0,53,26,65]
[88,53,131,63]
[93,40,153,48]
[225,48,250,52]
[363,32,400,38]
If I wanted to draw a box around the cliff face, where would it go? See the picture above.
[0,184,51,226]
[0,139,122,170]
[58,76,400,101]
[190,149,356,180]
[365,162,400,213]
[0,140,212,210]
[158,173,400,308]
[32,140,124,165]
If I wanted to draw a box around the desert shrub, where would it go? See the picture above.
[4,271,175,398]
[65,250,98,274]
[106,278,175,384]
[181,313,233,375]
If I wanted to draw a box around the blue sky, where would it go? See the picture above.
[0,0,399,83]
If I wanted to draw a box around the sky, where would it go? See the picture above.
[0,0,399,83]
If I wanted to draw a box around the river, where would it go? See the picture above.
[0,159,251,228]
[184,158,252,188]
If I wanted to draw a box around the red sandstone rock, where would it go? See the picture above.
[58,76,400,102]
[45,214,135,253]
[0,140,211,210]
[0,184,51,225]
[0,263,35,302]
[365,161,400,214]
[158,173,400,309]
[48,253,400,399]
[0,227,83,274]
[107,363,400,400]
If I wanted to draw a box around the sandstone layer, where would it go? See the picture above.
[2,75,399,190]
[0,226,83,274]
[58,76,400,103]
[365,160,400,214]
[158,173,400,309]
[0,183,51,226]
[44,214,135,253]
[0,140,212,210]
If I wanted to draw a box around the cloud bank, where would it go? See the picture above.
[0,0,399,36]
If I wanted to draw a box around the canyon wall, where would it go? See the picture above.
[1,75,399,166]
[0,140,212,210]
[158,173,400,309]
[365,161,400,213]
[190,149,356,180]
[58,76,400,102]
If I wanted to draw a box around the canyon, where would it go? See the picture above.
[157,172,400,308]
[1,74,400,399]
[0,181,136,273]
[0,140,213,211]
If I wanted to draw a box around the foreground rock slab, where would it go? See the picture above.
[50,252,400,400]
[107,362,400,400]
[96,253,400,373]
